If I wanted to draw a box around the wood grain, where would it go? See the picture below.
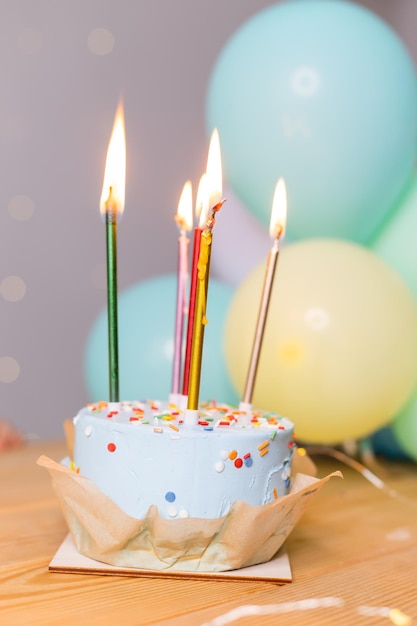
[1,441,416,625]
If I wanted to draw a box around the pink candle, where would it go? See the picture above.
[171,182,193,398]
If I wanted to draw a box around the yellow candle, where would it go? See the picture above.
[187,227,212,410]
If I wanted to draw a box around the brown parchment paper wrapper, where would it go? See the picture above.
[37,454,340,572]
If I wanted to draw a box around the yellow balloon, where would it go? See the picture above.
[225,239,417,444]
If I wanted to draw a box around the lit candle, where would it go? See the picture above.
[185,129,224,425]
[182,173,209,398]
[99,103,126,405]
[240,178,287,411]
[170,181,193,403]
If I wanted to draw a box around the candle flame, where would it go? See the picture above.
[206,129,222,211]
[196,173,209,228]
[100,103,126,217]
[269,178,287,239]
[175,181,193,231]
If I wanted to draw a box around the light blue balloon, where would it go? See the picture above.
[84,274,239,405]
[206,0,417,243]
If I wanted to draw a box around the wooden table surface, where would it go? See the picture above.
[1,440,416,626]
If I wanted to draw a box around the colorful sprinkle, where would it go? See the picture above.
[269,430,277,440]
[153,427,163,433]
[229,450,237,460]
[244,456,253,467]
[258,440,270,451]
[215,461,225,473]
[107,442,116,452]
[273,488,278,500]
[234,458,243,469]
[165,491,176,503]
[169,424,179,432]
[259,448,269,457]
[220,450,229,460]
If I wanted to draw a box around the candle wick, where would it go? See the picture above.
[174,214,187,231]
[205,199,226,230]
[272,224,284,240]
[105,186,118,219]
[106,185,114,204]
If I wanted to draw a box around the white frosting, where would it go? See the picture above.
[73,401,295,520]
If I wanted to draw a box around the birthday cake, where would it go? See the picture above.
[72,400,295,520]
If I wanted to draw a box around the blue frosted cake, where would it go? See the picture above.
[72,400,295,520]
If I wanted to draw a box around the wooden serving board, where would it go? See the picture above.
[49,533,292,582]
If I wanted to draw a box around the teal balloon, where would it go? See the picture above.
[392,388,417,462]
[369,427,411,460]
[206,0,417,243]
[370,173,417,298]
[85,274,238,404]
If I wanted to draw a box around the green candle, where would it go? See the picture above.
[100,104,126,404]
[105,188,119,402]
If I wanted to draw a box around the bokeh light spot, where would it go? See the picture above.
[0,276,26,302]
[88,28,115,56]
[8,195,35,221]
[0,357,20,383]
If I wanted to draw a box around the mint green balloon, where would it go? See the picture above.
[84,274,238,405]
[371,174,417,298]
[206,0,417,243]
[392,387,417,462]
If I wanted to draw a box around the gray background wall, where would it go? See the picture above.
[1,0,416,439]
